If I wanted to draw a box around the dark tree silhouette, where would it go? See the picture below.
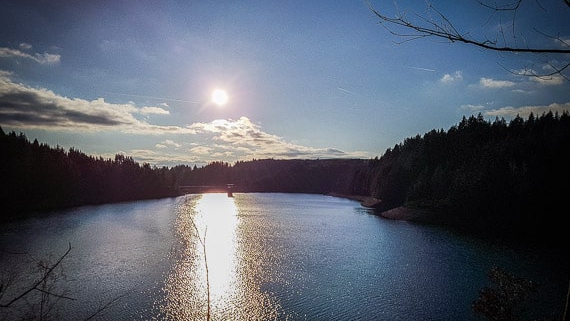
[360,111,570,247]
[472,266,538,321]
[368,0,570,80]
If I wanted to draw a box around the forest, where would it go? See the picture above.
[1,111,569,246]
[358,111,570,246]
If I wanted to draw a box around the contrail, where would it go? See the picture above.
[102,91,199,104]
[337,87,358,95]
[402,65,436,72]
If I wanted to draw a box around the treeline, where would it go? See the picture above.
[0,129,178,220]
[2,111,569,244]
[356,111,570,243]
[0,127,367,221]
[170,158,368,194]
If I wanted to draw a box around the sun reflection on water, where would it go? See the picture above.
[158,193,287,320]
[195,193,239,308]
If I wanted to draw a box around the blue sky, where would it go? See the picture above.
[1,0,569,167]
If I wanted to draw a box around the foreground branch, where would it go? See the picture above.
[189,218,211,321]
[1,243,126,320]
[368,3,570,54]
[0,243,74,308]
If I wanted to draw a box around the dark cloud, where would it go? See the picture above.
[0,90,125,128]
[0,72,194,134]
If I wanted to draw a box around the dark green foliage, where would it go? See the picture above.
[0,128,368,221]
[0,128,178,221]
[175,158,369,195]
[472,266,538,321]
[360,111,570,245]
[2,111,569,246]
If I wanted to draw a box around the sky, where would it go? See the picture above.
[1,0,569,167]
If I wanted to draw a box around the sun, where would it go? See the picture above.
[212,89,228,106]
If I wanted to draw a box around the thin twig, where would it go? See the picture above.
[189,217,211,321]
[82,291,129,321]
[0,243,73,308]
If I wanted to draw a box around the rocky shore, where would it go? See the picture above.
[326,193,383,208]
[378,206,431,221]
[326,193,431,221]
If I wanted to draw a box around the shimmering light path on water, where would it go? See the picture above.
[0,193,568,320]
[159,193,285,320]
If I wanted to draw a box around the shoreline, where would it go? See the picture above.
[326,193,430,221]
[325,192,383,208]
[378,206,429,221]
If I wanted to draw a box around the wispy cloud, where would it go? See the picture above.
[0,45,60,64]
[102,91,198,104]
[484,102,570,118]
[139,106,170,115]
[0,71,371,165]
[189,145,214,155]
[530,75,564,86]
[440,71,462,83]
[109,117,372,166]
[513,67,565,86]
[479,77,515,89]
[155,139,181,149]
[460,104,486,113]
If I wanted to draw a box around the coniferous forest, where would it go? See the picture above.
[1,111,569,246]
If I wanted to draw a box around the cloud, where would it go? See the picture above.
[0,71,194,134]
[189,145,214,155]
[158,139,181,148]
[479,78,515,88]
[514,67,565,86]
[555,37,570,47]
[139,106,170,115]
[187,117,371,161]
[484,102,570,118]
[461,104,486,112]
[19,43,32,50]
[530,75,564,86]
[528,70,564,86]
[440,71,462,83]
[105,149,205,167]
[0,72,372,165]
[0,46,60,64]
[155,139,181,149]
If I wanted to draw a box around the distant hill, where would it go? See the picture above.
[2,111,569,247]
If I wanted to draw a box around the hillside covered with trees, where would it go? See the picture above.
[2,111,569,246]
[357,111,570,245]
[0,128,367,221]
[0,130,179,218]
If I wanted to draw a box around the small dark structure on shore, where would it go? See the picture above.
[226,184,234,197]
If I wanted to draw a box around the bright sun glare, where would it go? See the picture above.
[212,89,228,106]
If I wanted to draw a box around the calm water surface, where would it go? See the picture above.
[0,193,567,320]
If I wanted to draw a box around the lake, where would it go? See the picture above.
[0,193,568,320]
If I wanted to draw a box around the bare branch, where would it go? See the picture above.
[368,2,570,54]
[34,287,76,301]
[368,0,569,79]
[0,243,73,308]
[189,217,211,321]
[82,291,129,321]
